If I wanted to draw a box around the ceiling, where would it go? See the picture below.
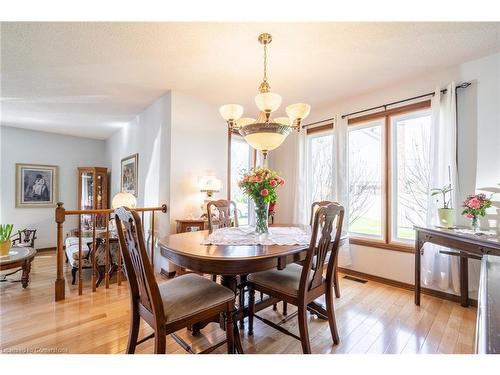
[1,22,499,139]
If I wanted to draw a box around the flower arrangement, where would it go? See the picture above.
[462,193,492,231]
[239,167,285,234]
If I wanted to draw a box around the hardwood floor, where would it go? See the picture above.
[0,250,476,354]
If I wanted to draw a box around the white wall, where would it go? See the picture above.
[106,92,172,271]
[271,52,500,289]
[0,126,107,248]
[105,90,227,271]
[169,91,228,233]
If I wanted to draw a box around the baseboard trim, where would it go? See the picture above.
[36,246,57,252]
[338,267,478,307]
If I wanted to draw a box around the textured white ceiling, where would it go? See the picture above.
[1,22,499,139]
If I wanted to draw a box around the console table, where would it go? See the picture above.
[414,226,500,354]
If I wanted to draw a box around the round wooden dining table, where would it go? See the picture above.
[158,227,340,354]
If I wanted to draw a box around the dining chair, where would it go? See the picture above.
[207,199,239,233]
[206,199,247,327]
[309,200,342,298]
[247,203,344,354]
[114,207,236,354]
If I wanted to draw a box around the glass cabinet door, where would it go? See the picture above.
[80,172,94,210]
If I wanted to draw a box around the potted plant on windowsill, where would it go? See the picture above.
[431,184,455,228]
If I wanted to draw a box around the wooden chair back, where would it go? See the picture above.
[207,199,239,233]
[114,207,164,324]
[12,229,37,248]
[309,201,334,225]
[300,203,344,295]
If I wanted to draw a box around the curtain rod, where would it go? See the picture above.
[301,81,471,128]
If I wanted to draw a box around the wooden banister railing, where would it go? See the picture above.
[54,202,168,301]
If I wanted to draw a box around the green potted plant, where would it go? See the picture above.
[431,184,455,228]
[0,224,14,256]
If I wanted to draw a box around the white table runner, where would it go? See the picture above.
[202,226,312,246]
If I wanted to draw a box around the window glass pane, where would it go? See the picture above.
[348,121,383,237]
[392,111,431,241]
[230,136,252,225]
[307,132,334,205]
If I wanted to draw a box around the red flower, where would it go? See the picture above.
[255,176,263,183]
[270,179,278,187]
[260,188,269,196]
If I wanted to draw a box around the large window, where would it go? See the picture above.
[306,129,334,205]
[348,120,384,237]
[391,110,431,241]
[229,134,254,225]
[347,101,431,251]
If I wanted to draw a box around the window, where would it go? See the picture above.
[391,110,431,241]
[348,120,384,237]
[229,134,254,225]
[347,101,431,251]
[307,129,334,205]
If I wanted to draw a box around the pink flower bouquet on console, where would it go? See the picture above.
[239,167,285,234]
[461,193,492,231]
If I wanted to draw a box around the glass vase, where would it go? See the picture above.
[471,216,479,232]
[254,199,269,235]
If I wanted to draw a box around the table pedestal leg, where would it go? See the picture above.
[21,258,33,288]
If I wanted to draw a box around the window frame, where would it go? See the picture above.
[347,100,431,253]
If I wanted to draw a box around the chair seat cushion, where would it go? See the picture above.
[248,263,319,297]
[159,273,235,324]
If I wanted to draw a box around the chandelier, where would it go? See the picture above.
[219,33,311,161]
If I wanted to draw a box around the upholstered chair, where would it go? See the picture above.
[115,207,237,354]
[247,203,345,354]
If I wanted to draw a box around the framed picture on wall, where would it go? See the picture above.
[16,163,59,208]
[121,153,139,197]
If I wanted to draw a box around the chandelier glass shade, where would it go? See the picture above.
[219,33,311,158]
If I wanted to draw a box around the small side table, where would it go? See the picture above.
[0,246,36,288]
[175,219,208,234]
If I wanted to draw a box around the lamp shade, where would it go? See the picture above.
[219,104,244,121]
[273,117,292,126]
[235,117,255,128]
[244,132,287,151]
[112,192,137,209]
[198,175,223,193]
[254,92,282,113]
[286,103,311,121]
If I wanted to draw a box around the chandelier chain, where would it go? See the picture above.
[263,42,268,83]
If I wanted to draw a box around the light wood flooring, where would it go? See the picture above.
[0,250,477,354]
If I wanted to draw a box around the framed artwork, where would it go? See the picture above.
[16,163,59,208]
[121,153,139,197]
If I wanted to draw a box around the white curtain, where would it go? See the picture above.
[333,115,352,266]
[292,130,308,225]
[421,83,460,293]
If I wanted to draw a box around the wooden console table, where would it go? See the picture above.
[414,226,500,307]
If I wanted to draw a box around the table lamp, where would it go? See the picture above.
[198,175,222,217]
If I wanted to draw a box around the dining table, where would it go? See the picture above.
[158,226,346,354]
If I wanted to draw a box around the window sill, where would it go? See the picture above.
[349,237,414,254]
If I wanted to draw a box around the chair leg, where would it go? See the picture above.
[326,286,340,345]
[239,275,247,329]
[126,305,140,354]
[71,267,77,285]
[297,305,311,354]
[226,305,235,354]
[248,284,255,336]
[334,261,341,298]
[283,301,288,315]
[154,326,166,354]
[212,274,217,282]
